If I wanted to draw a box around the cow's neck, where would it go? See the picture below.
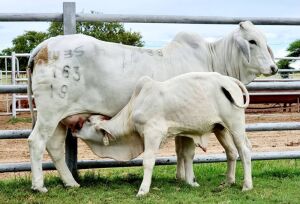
[209,33,256,84]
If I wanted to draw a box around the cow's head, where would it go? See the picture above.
[234,21,277,78]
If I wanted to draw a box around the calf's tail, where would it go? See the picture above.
[221,78,249,109]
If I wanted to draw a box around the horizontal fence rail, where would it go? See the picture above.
[1,122,300,139]
[2,81,300,94]
[246,82,300,91]
[0,13,62,21]
[1,151,300,173]
[0,85,27,93]
[1,13,300,25]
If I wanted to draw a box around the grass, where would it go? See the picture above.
[0,160,300,203]
[7,117,32,124]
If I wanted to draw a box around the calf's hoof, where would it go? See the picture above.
[31,186,48,193]
[220,180,235,188]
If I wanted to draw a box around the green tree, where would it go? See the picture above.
[0,31,48,71]
[1,21,144,71]
[277,39,300,78]
[48,22,143,47]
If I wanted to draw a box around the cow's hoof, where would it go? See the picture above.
[66,182,80,188]
[189,182,200,187]
[31,186,48,193]
[136,190,148,197]
[242,183,253,191]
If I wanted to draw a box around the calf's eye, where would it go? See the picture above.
[248,40,257,45]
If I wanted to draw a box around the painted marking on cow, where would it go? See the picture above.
[59,85,68,98]
[64,46,84,59]
[73,66,80,81]
[62,65,80,81]
[63,65,71,78]
[49,50,60,61]
[157,49,163,56]
[74,46,84,56]
[146,49,153,56]
[50,84,53,98]
[64,50,72,58]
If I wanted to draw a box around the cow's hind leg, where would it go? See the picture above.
[46,123,79,188]
[175,137,185,180]
[28,119,59,192]
[214,125,238,186]
[176,136,198,187]
[137,127,166,197]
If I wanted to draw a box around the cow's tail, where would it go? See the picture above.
[221,78,249,109]
[26,68,36,128]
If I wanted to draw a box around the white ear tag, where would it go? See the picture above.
[103,135,109,146]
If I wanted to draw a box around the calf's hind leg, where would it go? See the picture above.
[46,123,80,188]
[228,123,252,191]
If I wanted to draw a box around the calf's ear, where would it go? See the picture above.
[95,125,114,139]
[236,36,251,63]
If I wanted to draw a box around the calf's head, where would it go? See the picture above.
[73,115,113,145]
[234,21,277,77]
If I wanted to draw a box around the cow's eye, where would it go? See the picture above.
[248,40,257,45]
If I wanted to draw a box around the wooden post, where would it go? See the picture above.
[63,2,78,178]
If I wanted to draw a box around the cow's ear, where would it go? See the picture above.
[239,21,253,30]
[239,22,246,30]
[236,36,251,63]
[267,45,275,60]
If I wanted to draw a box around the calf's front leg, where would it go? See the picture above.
[137,128,164,197]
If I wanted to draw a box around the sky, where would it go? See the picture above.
[0,0,300,58]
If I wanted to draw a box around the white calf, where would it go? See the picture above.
[76,72,252,196]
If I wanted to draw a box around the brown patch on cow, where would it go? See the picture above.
[35,46,48,65]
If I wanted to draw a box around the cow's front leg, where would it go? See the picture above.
[46,123,80,188]
[137,128,164,197]
[28,119,58,192]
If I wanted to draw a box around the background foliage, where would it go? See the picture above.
[0,22,143,71]
[277,39,300,78]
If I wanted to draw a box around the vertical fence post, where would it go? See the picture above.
[11,52,16,118]
[63,2,78,178]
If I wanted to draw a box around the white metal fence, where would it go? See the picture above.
[1,2,300,173]
[0,53,31,116]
